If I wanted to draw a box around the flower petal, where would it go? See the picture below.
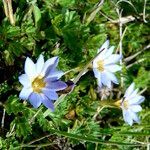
[46,70,64,79]
[128,95,145,105]
[105,71,118,84]
[41,56,58,76]
[42,88,58,100]
[104,54,122,64]
[41,95,54,111]
[105,64,122,72]
[97,77,102,88]
[93,70,102,87]
[102,46,115,59]
[130,105,142,112]
[101,72,112,88]
[93,68,100,78]
[96,46,114,61]
[122,110,133,126]
[19,87,33,100]
[28,93,42,108]
[93,59,98,68]
[46,80,67,91]
[19,74,31,87]
[129,110,140,123]
[36,54,44,74]
[124,83,135,98]
[44,77,58,82]
[25,57,37,79]
[97,40,109,53]
[127,88,138,100]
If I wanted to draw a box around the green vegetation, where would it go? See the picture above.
[0,0,149,149]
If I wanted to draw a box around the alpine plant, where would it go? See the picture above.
[93,40,122,88]
[19,54,67,111]
[115,83,145,126]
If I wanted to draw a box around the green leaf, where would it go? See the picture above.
[5,95,26,115]
[134,67,150,89]
[49,129,143,146]
[32,5,42,30]
[57,0,76,8]
[8,42,24,57]
[13,117,32,137]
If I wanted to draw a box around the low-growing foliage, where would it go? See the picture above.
[0,0,149,149]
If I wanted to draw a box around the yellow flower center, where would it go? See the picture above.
[114,100,121,107]
[114,99,129,110]
[32,76,46,93]
[97,60,104,71]
[122,100,129,109]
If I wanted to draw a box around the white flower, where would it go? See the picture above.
[121,83,145,126]
[93,40,122,88]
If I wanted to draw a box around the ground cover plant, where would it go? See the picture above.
[0,0,150,149]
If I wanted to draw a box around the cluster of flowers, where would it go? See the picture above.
[19,40,145,126]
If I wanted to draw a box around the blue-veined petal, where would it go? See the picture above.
[93,59,98,68]
[28,92,42,108]
[105,71,118,84]
[123,110,133,126]
[104,54,122,64]
[96,46,114,61]
[130,105,142,112]
[128,95,145,105]
[36,54,44,74]
[46,81,67,91]
[41,56,58,76]
[124,83,135,98]
[19,74,31,87]
[46,70,64,79]
[44,77,58,82]
[41,95,54,111]
[94,70,102,87]
[93,68,101,78]
[102,46,115,60]
[101,72,112,88]
[97,40,109,53]
[19,87,33,100]
[127,88,138,100]
[25,57,37,79]
[105,64,122,72]
[42,88,58,100]
[130,110,140,123]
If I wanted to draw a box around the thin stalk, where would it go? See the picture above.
[143,0,147,23]
[124,44,150,62]
[126,58,145,69]
[117,8,124,87]
[7,0,15,25]
[29,107,43,124]
[6,123,16,137]
[2,0,9,17]
[28,134,52,145]
[93,106,105,120]
[1,109,5,129]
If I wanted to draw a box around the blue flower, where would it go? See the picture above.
[19,54,67,110]
[93,40,122,88]
[121,83,145,126]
